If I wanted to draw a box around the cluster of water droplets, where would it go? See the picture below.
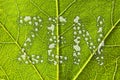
[18,16,43,64]
[47,16,68,65]
[95,16,105,65]
[17,15,105,66]
[72,16,105,66]
[19,16,42,26]
[72,16,81,65]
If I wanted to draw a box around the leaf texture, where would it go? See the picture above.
[0,0,120,80]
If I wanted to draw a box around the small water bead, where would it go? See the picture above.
[77,52,80,55]
[74,37,80,44]
[93,46,96,49]
[100,21,103,25]
[85,37,88,41]
[32,62,35,64]
[48,24,55,32]
[87,41,89,45]
[78,59,80,62]
[25,61,29,64]
[98,38,101,42]
[33,16,37,20]
[51,54,55,57]
[31,54,35,57]
[21,54,26,60]
[74,32,77,35]
[31,34,35,38]
[86,31,90,36]
[18,57,22,61]
[82,30,86,33]
[98,41,104,53]
[89,46,92,49]
[27,56,30,59]
[21,48,25,52]
[24,16,31,22]
[73,26,76,30]
[64,57,67,60]
[30,43,32,45]
[23,43,27,47]
[83,34,86,37]
[73,52,77,57]
[74,16,80,24]
[48,17,52,21]
[77,26,80,30]
[52,33,54,35]
[100,56,104,59]
[54,61,57,65]
[35,28,38,32]
[35,60,39,64]
[99,62,104,66]
[49,43,56,49]
[20,20,23,24]
[60,60,63,64]
[32,57,36,61]
[90,42,93,46]
[60,36,63,39]
[26,38,31,42]
[49,38,53,42]
[101,49,103,52]
[99,34,103,37]
[96,57,99,60]
[34,22,38,26]
[73,45,81,51]
[59,16,67,23]
[38,19,42,22]
[40,60,44,63]
[53,36,56,39]
[78,30,82,34]
[36,56,40,59]
[54,40,57,43]
[98,27,103,33]
[53,19,56,23]
[28,21,32,25]
[60,56,63,59]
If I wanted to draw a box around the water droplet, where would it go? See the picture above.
[20,20,23,24]
[40,60,44,63]
[64,57,67,60]
[24,16,31,22]
[18,57,22,61]
[60,60,63,64]
[74,16,80,23]
[25,61,29,64]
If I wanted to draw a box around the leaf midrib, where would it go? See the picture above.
[55,0,60,80]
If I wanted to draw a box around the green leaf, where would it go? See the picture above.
[0,0,120,80]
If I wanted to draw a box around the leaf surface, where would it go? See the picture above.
[0,0,120,80]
